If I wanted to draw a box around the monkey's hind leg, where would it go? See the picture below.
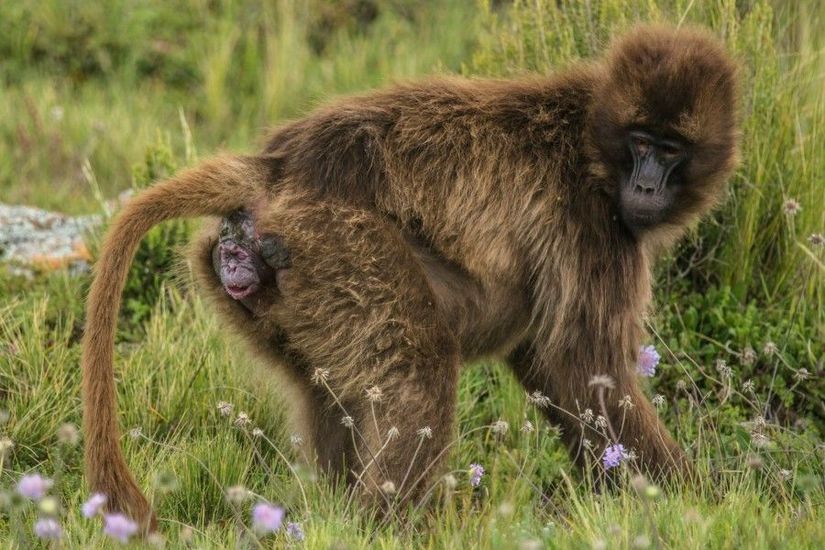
[255,197,461,509]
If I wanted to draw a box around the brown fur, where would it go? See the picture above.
[81,24,738,530]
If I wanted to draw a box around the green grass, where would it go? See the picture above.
[1,0,823,548]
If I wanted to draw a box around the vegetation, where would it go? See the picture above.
[1,0,822,547]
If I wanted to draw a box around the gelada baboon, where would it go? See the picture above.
[82,24,738,530]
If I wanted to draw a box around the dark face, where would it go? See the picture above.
[618,130,687,233]
[211,211,271,300]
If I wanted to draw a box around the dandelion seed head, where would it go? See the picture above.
[417,426,433,439]
[82,493,107,518]
[16,474,53,501]
[216,401,233,416]
[34,518,62,540]
[56,423,80,446]
[602,444,628,470]
[103,513,139,544]
[469,463,485,487]
[225,485,249,505]
[251,502,284,535]
[637,345,660,377]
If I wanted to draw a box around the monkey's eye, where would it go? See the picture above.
[630,134,651,156]
[658,142,684,162]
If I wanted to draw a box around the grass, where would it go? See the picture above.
[1,0,823,547]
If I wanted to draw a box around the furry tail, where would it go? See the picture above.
[81,154,275,531]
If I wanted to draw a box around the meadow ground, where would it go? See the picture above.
[1,1,823,547]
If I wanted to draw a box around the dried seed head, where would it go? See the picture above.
[652,394,665,408]
[0,437,14,456]
[715,359,732,378]
[234,412,251,428]
[492,420,509,435]
[742,379,755,393]
[443,474,458,489]
[380,481,396,494]
[341,416,354,428]
[783,198,802,216]
[417,426,433,439]
[595,416,608,430]
[311,368,330,385]
[794,368,810,382]
[588,375,616,390]
[580,408,594,423]
[56,423,80,447]
[365,386,384,402]
[808,233,824,247]
[128,427,143,439]
[251,428,264,438]
[618,395,635,409]
[741,346,757,366]
[763,341,778,355]
[386,426,400,440]
[521,419,535,433]
[290,434,304,447]
[225,485,249,505]
[527,390,551,408]
[216,401,233,416]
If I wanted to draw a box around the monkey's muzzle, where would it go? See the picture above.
[214,241,262,300]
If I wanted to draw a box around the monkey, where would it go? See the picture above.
[81,24,739,531]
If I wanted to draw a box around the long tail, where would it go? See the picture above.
[81,154,276,531]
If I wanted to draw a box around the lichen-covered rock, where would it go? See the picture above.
[0,203,100,275]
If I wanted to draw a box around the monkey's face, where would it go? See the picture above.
[617,130,687,232]
[588,25,739,236]
[211,211,270,300]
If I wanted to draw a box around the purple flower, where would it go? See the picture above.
[286,521,305,541]
[103,513,139,544]
[16,474,54,501]
[251,502,284,535]
[82,493,107,518]
[469,463,485,487]
[637,345,660,377]
[602,444,628,470]
[34,518,63,540]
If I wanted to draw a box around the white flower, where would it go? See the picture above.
[341,415,354,428]
[234,412,251,427]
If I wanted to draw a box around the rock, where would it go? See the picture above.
[0,203,101,275]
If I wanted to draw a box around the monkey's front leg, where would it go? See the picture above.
[508,336,689,482]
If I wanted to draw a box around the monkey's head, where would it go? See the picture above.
[586,24,739,239]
